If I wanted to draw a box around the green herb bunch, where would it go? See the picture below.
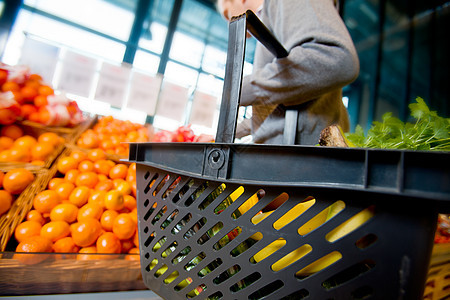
[346,97,450,151]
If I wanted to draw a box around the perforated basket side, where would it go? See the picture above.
[136,164,437,300]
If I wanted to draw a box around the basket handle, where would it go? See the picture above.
[215,10,297,144]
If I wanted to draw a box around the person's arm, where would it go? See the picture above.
[240,0,359,107]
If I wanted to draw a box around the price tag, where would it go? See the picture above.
[156,81,189,121]
[19,38,59,83]
[94,62,131,107]
[57,51,97,97]
[189,91,218,127]
[126,71,162,116]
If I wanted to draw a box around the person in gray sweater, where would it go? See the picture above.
[217,0,359,145]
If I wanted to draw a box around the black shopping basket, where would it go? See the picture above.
[128,11,450,300]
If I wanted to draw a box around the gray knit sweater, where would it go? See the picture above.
[239,0,359,145]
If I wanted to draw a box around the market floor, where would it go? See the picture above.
[0,290,163,300]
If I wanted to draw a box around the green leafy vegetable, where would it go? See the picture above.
[346,97,450,151]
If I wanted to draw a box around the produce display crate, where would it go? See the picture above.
[127,11,450,300]
[424,243,450,300]
[0,166,49,251]
[0,145,146,295]
[19,112,97,146]
[0,252,145,295]
[0,121,77,170]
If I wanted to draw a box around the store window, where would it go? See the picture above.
[23,0,135,41]
[138,0,174,55]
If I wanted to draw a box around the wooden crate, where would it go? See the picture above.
[424,243,450,300]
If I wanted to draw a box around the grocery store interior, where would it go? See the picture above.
[0,0,449,299]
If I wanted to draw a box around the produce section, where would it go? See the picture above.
[0,79,448,299]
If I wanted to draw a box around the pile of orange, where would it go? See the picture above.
[76,116,149,156]
[0,72,53,125]
[0,124,65,165]
[0,168,35,217]
[14,148,140,264]
[0,68,83,127]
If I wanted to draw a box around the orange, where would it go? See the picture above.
[52,236,79,253]
[8,147,31,162]
[121,239,135,254]
[14,220,42,243]
[96,232,121,254]
[133,231,139,247]
[113,213,136,240]
[48,178,67,190]
[0,190,12,216]
[131,180,137,197]
[77,246,98,260]
[115,180,132,196]
[88,190,106,208]
[100,139,114,150]
[20,85,38,101]
[13,135,37,150]
[38,132,64,146]
[0,149,11,162]
[54,182,75,200]
[125,247,140,261]
[104,190,124,211]
[33,95,48,107]
[97,174,108,182]
[71,218,102,247]
[0,124,23,139]
[14,236,53,264]
[129,208,138,225]
[31,160,45,166]
[70,150,88,163]
[94,179,114,191]
[87,149,106,162]
[0,136,14,150]
[26,210,46,225]
[112,178,126,189]
[29,74,43,81]
[33,190,61,214]
[28,112,41,123]
[38,85,54,96]
[109,164,128,180]
[24,79,40,89]
[50,203,78,223]
[0,136,14,151]
[94,160,114,176]
[11,91,24,106]
[3,168,35,194]
[127,163,136,181]
[57,156,78,174]
[2,81,20,92]
[31,142,54,161]
[77,203,103,221]
[75,172,98,189]
[123,195,137,211]
[64,169,80,184]
[68,186,90,208]
[78,160,95,172]
[20,104,38,119]
[40,220,70,242]
[114,146,128,156]
[100,210,119,232]
[0,171,3,187]
[77,133,99,149]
